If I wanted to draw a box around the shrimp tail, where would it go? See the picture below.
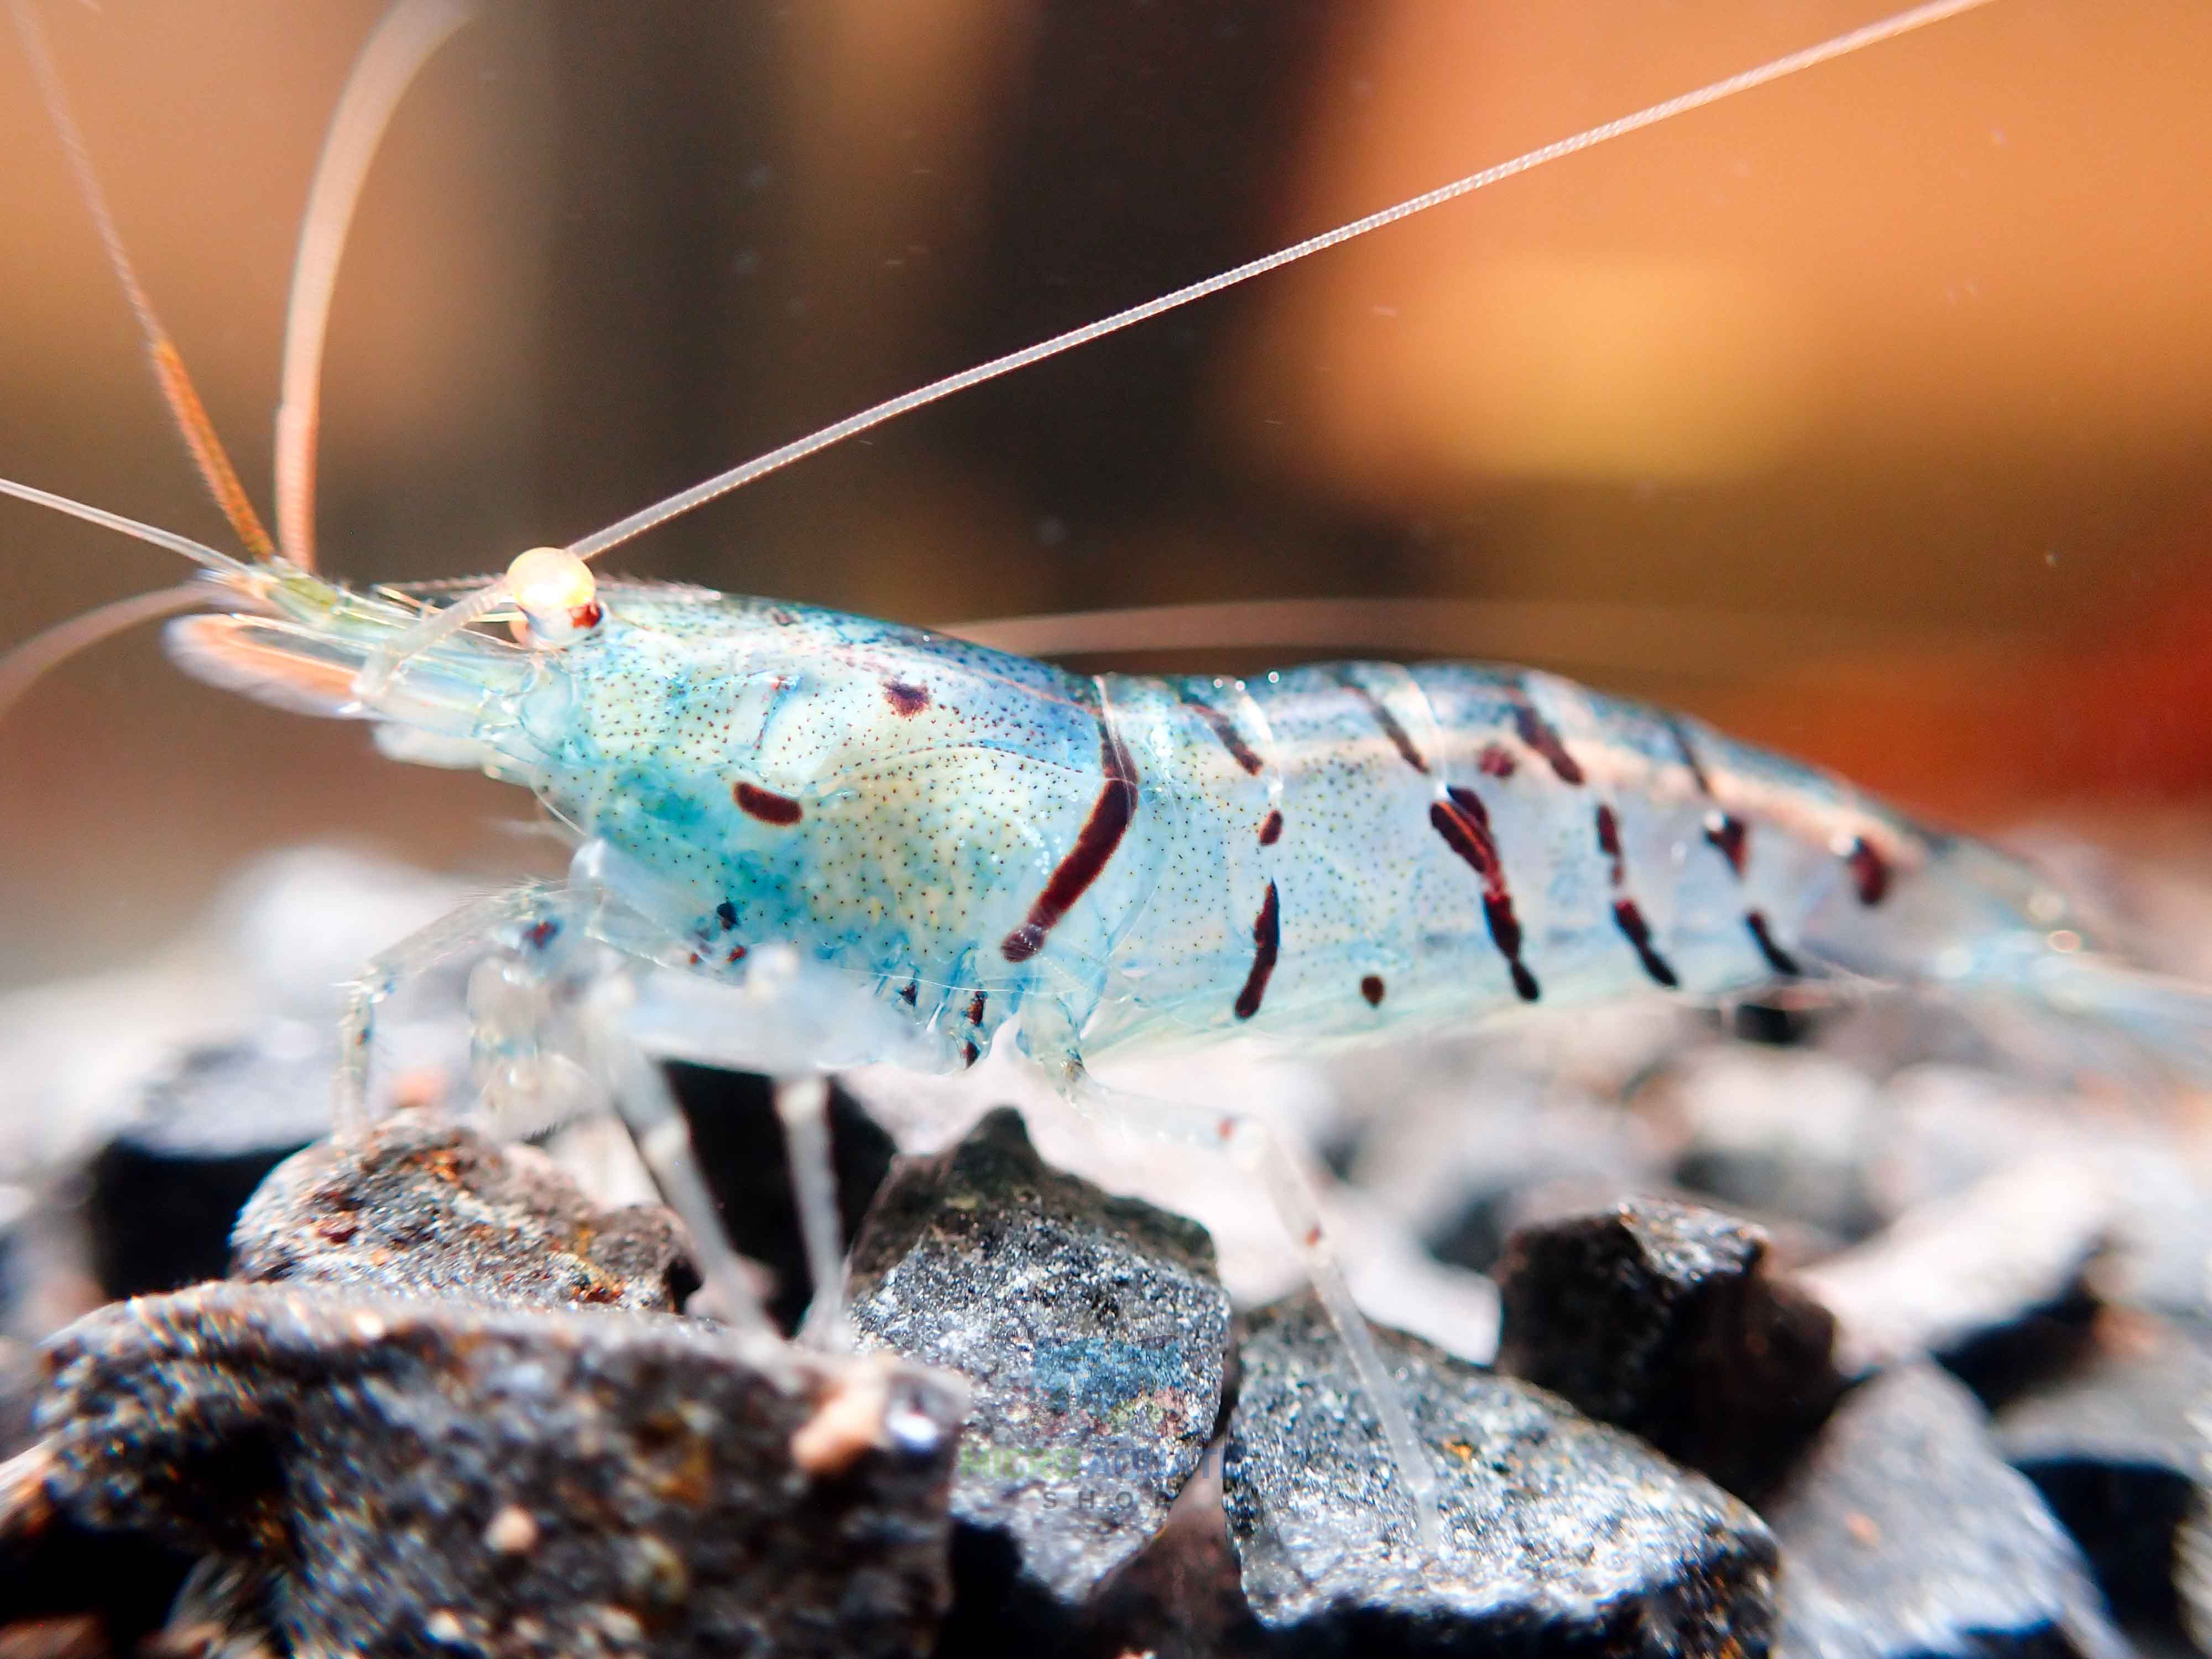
[2022,952,2212,1084]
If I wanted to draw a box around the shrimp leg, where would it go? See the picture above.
[1021,1002,1448,1558]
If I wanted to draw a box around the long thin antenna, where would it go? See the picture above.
[0,477,252,575]
[566,0,2004,566]
[275,0,477,571]
[10,0,276,560]
[0,583,207,726]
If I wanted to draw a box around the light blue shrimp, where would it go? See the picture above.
[7,0,2201,1560]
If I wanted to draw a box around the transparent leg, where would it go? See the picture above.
[331,883,554,1133]
[776,1076,853,1351]
[1024,1001,1446,1558]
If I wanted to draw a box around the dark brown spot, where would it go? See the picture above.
[1478,743,1517,779]
[1360,974,1385,1006]
[1594,804,1624,885]
[967,992,987,1026]
[883,680,930,716]
[734,782,803,825]
[1611,899,1679,988]
[1511,700,1585,786]
[524,919,560,951]
[1704,813,1749,879]
[1232,881,1281,1020]
[1180,692,1264,775]
[1001,713,1140,962]
[1258,809,1283,846]
[1847,836,1890,906]
[1430,785,1541,1002]
[714,901,737,930]
[1745,911,1801,977]
[724,945,747,965]
[1334,673,1427,773]
[899,978,919,1006]
[962,1040,980,1067]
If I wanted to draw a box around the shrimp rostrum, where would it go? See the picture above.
[6,0,2208,1559]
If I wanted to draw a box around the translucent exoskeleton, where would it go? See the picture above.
[4,0,2208,1560]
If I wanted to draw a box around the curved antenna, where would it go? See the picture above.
[564,0,2004,566]
[9,0,275,560]
[0,582,207,726]
[275,0,478,571]
[0,476,252,575]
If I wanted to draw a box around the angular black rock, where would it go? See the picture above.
[1766,1363,2130,1659]
[667,1063,897,1333]
[84,1038,333,1300]
[28,1280,967,1659]
[1225,1291,1777,1658]
[231,1110,693,1313]
[1494,1197,1845,1499]
[1995,1313,2212,1632]
[846,1106,1232,1646]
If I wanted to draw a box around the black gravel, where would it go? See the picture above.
[1495,1197,1845,1500]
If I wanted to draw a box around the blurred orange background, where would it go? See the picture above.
[3,1,2209,988]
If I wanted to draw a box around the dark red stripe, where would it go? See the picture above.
[1180,693,1264,776]
[1334,674,1428,773]
[967,992,987,1026]
[1704,813,1749,878]
[1594,804,1624,884]
[1511,700,1585,786]
[1478,742,1517,779]
[1611,899,1679,988]
[1233,881,1281,1020]
[1847,837,1890,906]
[1745,911,1801,977]
[1001,716,1140,962]
[1258,809,1283,846]
[734,782,803,825]
[1430,785,1541,1001]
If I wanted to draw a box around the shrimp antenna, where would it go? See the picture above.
[356,0,2006,688]
[565,0,2005,567]
[275,0,477,570]
[0,475,249,722]
[9,0,275,560]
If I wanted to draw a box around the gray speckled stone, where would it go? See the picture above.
[1225,1291,1777,1658]
[846,1105,1232,1624]
[32,1280,966,1659]
[231,1112,692,1314]
[1767,1363,2130,1659]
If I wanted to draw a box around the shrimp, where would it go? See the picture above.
[5,0,2206,1560]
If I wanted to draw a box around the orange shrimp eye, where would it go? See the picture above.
[505,546,603,648]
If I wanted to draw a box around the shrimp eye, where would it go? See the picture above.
[506,546,603,647]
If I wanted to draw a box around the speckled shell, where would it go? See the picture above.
[496,587,1949,1069]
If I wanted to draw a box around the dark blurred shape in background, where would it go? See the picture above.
[3,1,2209,987]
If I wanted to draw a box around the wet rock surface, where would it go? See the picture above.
[1495,1197,1845,1499]
[846,1107,1233,1646]
[1224,1291,1777,1658]
[1765,1363,2130,1659]
[28,1281,967,1659]
[232,1110,693,1313]
[1995,1312,2212,1633]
